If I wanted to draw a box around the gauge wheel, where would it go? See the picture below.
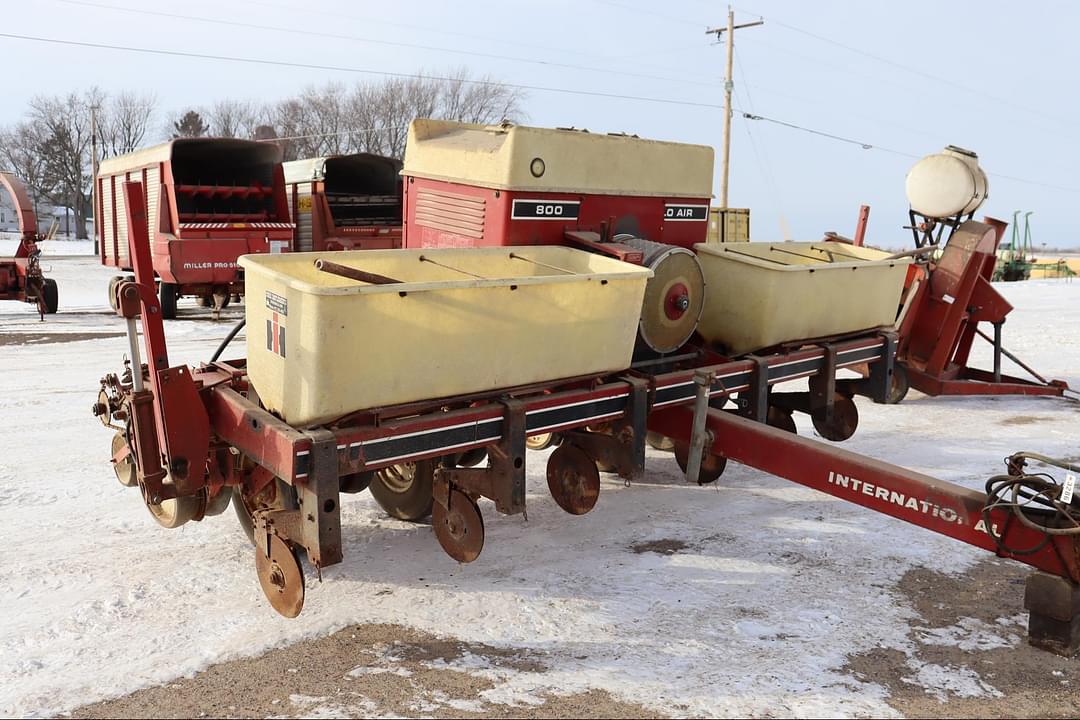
[369,459,436,521]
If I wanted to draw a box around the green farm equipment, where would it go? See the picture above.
[994,211,1034,282]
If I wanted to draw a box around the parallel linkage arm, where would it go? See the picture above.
[115,181,210,497]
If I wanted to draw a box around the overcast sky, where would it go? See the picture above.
[4,0,1078,247]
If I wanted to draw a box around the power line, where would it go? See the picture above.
[732,3,1072,131]
[229,0,612,64]
[741,113,1080,193]
[54,0,721,91]
[224,0,725,82]
[2,30,1076,194]
[741,112,919,158]
[0,30,728,110]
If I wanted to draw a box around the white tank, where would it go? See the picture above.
[905,145,989,218]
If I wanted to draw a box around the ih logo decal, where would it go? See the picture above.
[267,312,286,358]
[264,291,288,358]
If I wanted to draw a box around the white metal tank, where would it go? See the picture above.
[904,145,989,218]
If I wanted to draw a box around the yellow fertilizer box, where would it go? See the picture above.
[694,241,911,355]
[240,247,651,425]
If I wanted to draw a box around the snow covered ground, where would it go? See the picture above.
[0,258,1077,717]
[0,237,95,257]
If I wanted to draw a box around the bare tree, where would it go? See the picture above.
[0,68,529,235]
[266,97,308,161]
[0,121,55,208]
[348,76,441,158]
[266,70,528,161]
[207,99,264,139]
[100,91,156,158]
[437,67,526,125]
[26,89,100,239]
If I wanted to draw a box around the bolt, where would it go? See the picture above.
[92,402,107,416]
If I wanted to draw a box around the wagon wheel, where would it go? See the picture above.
[432,488,484,563]
[369,459,435,521]
[41,278,57,314]
[673,440,727,485]
[159,282,178,320]
[811,394,860,442]
[234,477,299,544]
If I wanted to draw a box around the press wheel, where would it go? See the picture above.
[811,394,859,442]
[673,441,727,485]
[144,489,202,529]
[255,534,305,618]
[546,444,601,515]
[369,459,435,521]
[432,488,484,563]
[120,427,201,527]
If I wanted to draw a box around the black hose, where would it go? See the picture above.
[210,319,246,363]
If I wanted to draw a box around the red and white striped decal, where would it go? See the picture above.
[180,222,295,230]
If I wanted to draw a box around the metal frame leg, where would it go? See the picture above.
[1026,571,1080,656]
[298,429,343,569]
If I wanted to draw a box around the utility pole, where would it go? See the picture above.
[90,103,100,253]
[706,7,763,209]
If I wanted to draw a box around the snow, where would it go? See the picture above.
[0,259,1077,717]
[901,661,1003,701]
[0,237,95,258]
[913,617,1020,652]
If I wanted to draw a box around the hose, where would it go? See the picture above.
[982,463,1080,556]
[210,319,245,363]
